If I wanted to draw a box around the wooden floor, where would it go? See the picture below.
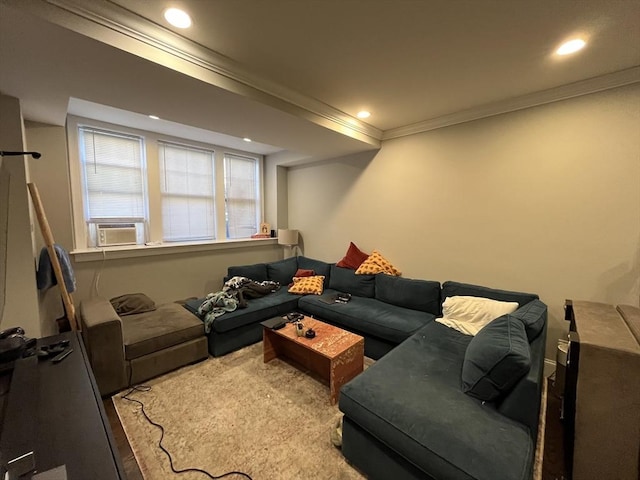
[103,399,144,480]
[541,378,571,480]
[105,377,569,480]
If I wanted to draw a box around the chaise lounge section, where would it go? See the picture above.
[339,283,547,480]
[80,296,208,396]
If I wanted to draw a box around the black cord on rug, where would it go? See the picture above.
[121,381,253,480]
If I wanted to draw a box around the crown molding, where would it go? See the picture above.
[6,0,637,147]
[383,66,640,140]
[6,0,381,146]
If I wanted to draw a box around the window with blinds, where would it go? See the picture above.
[71,118,264,248]
[159,142,215,241]
[224,153,259,239]
[78,127,146,222]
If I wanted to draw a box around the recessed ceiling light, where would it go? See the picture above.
[356,111,371,119]
[556,39,586,56]
[164,8,192,29]
[243,137,252,142]
[148,114,160,120]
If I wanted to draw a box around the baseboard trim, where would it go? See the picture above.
[544,358,556,378]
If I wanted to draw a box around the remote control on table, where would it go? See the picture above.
[52,348,73,363]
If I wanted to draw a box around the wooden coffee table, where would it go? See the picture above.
[263,316,364,405]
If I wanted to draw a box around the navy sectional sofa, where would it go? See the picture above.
[185,256,440,359]
[185,256,547,480]
[340,283,547,480]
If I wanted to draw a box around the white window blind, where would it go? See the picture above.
[78,127,146,221]
[224,153,259,239]
[159,142,215,241]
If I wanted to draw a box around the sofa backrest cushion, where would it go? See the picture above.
[462,314,531,402]
[227,263,268,282]
[297,257,332,288]
[511,299,547,342]
[375,274,440,315]
[329,265,375,298]
[441,281,538,315]
[266,257,298,286]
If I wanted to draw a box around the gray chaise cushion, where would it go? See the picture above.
[110,293,156,316]
[123,303,205,360]
[339,321,534,480]
[461,315,531,402]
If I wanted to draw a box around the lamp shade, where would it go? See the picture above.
[277,229,299,246]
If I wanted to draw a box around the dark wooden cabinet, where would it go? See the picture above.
[563,300,640,480]
[0,331,125,479]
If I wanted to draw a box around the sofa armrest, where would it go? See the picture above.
[80,297,127,396]
[498,321,547,441]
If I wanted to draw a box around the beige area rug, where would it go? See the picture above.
[113,342,367,480]
[533,376,548,480]
[113,342,547,480]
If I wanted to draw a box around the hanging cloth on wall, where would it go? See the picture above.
[27,182,78,331]
[36,244,76,293]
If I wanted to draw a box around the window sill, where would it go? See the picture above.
[71,237,278,262]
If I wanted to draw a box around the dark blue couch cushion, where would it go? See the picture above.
[340,321,534,480]
[184,289,299,333]
[266,257,298,286]
[462,315,531,402]
[227,262,268,282]
[441,281,539,314]
[296,256,332,289]
[329,265,375,298]
[511,299,547,341]
[375,274,441,315]
[214,289,299,333]
[299,290,434,344]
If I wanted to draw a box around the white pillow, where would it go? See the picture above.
[435,295,519,336]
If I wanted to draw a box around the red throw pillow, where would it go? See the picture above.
[336,242,370,270]
[294,268,315,278]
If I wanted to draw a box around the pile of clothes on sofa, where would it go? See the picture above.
[197,276,280,333]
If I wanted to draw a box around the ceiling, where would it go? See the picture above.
[1,0,639,163]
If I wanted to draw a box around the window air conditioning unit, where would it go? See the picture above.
[97,223,137,246]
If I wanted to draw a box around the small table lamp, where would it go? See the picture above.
[278,229,299,257]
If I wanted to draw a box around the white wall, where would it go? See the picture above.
[288,84,640,357]
[70,245,282,304]
[0,94,40,337]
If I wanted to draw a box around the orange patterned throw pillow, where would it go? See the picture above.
[355,250,402,276]
[288,275,325,295]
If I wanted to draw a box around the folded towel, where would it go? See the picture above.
[36,244,76,293]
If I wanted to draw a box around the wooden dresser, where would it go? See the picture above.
[564,300,640,480]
